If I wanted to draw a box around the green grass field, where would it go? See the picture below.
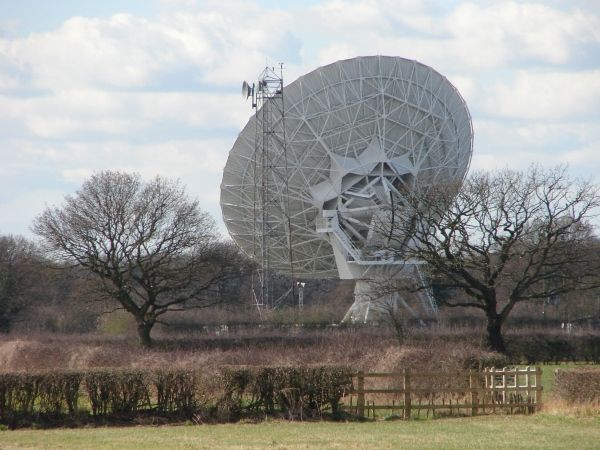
[1,414,599,450]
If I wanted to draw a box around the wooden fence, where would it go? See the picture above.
[340,366,542,418]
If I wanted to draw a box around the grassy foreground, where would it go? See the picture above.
[1,415,599,450]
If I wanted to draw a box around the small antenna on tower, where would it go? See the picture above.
[242,81,256,108]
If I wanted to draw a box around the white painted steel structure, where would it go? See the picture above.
[221,56,473,320]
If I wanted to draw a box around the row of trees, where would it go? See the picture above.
[3,166,600,352]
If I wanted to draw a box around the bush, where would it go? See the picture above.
[84,370,150,416]
[153,369,198,416]
[0,373,36,421]
[554,369,600,404]
[36,372,82,416]
[221,366,353,420]
[0,371,83,424]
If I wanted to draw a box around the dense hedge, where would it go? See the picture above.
[505,334,600,364]
[220,366,353,420]
[405,331,600,364]
[0,366,352,427]
[554,369,600,404]
[0,372,83,421]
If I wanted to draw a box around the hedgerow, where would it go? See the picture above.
[0,371,83,424]
[84,370,150,416]
[0,365,353,427]
[505,334,600,364]
[220,366,353,420]
[554,369,600,404]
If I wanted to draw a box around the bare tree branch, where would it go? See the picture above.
[381,165,600,352]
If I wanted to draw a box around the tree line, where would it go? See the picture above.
[2,166,600,352]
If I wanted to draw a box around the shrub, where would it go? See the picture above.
[0,371,83,424]
[221,366,353,420]
[505,333,600,364]
[84,370,150,416]
[153,369,198,417]
[0,373,36,421]
[36,372,82,416]
[554,369,600,404]
[220,367,253,420]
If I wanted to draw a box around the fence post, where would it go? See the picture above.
[403,368,411,419]
[357,371,365,418]
[535,367,543,412]
[469,370,479,416]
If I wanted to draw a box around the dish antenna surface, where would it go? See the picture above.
[221,55,473,321]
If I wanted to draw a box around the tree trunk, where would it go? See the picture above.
[136,321,154,348]
[485,313,506,353]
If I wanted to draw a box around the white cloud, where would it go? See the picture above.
[468,116,600,186]
[0,0,599,237]
[483,70,600,120]
[445,2,600,66]
[473,118,600,159]
[2,15,170,90]
[470,150,558,172]
[303,0,600,72]
[0,90,250,138]
[0,136,233,236]
[0,4,299,92]
[2,1,598,94]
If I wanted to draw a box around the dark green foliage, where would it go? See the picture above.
[554,369,600,404]
[505,334,600,364]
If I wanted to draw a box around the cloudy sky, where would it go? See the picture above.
[1,0,599,237]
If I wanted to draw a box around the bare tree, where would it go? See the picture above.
[33,171,245,347]
[383,166,600,352]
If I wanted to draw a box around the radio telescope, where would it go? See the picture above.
[220,56,473,321]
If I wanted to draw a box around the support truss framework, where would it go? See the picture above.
[250,66,295,309]
[221,56,473,319]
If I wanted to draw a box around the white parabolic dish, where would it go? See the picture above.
[220,55,473,279]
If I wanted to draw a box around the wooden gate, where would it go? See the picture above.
[341,366,542,418]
